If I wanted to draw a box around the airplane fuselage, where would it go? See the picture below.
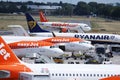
[29,33,120,45]
[1,64,120,80]
[11,47,64,58]
[2,36,93,53]
[59,33,120,45]
[25,64,120,80]
[39,22,91,32]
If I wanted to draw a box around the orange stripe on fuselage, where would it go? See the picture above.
[51,23,78,27]
[8,41,54,49]
[43,37,84,43]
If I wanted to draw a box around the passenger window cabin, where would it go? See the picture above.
[50,73,120,79]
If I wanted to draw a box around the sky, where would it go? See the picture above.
[2,0,120,4]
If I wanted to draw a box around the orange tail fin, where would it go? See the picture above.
[40,11,48,22]
[0,36,20,65]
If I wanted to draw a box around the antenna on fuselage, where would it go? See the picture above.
[52,32,56,37]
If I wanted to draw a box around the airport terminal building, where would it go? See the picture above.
[27,5,62,15]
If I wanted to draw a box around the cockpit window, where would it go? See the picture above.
[50,46,55,48]
[85,25,89,27]
[79,41,91,44]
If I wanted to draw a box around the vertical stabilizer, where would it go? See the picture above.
[8,25,29,36]
[0,37,20,65]
[40,11,48,22]
[25,13,49,33]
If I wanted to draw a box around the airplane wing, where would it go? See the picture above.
[0,70,10,78]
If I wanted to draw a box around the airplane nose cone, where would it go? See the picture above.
[85,27,91,31]
[51,48,64,57]
[89,45,95,50]
[55,48,64,54]
[81,43,94,51]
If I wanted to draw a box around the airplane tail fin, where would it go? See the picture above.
[25,13,49,33]
[0,36,20,65]
[8,25,29,36]
[40,11,48,22]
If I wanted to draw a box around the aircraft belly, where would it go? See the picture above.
[50,76,100,80]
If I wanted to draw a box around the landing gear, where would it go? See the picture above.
[71,52,77,60]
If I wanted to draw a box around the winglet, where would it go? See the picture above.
[0,36,20,65]
[25,13,49,33]
[40,11,48,22]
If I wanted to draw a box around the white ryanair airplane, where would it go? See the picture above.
[55,33,120,45]
[0,36,120,80]
[28,32,120,45]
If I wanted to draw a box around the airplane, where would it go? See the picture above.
[0,36,120,80]
[55,33,120,45]
[27,32,120,45]
[7,40,64,58]
[39,11,91,33]
[2,34,94,55]
[27,12,91,33]
[24,13,120,45]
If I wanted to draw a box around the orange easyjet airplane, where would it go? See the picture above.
[2,34,94,53]
[8,40,64,58]
[0,36,120,80]
[39,11,91,32]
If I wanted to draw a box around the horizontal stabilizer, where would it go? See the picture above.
[8,25,29,36]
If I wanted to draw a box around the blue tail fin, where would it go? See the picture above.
[25,13,49,33]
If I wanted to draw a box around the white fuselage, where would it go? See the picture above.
[25,63,120,80]
[56,33,120,44]
[2,36,64,57]
[39,22,91,32]
[12,47,64,57]
[29,33,120,44]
